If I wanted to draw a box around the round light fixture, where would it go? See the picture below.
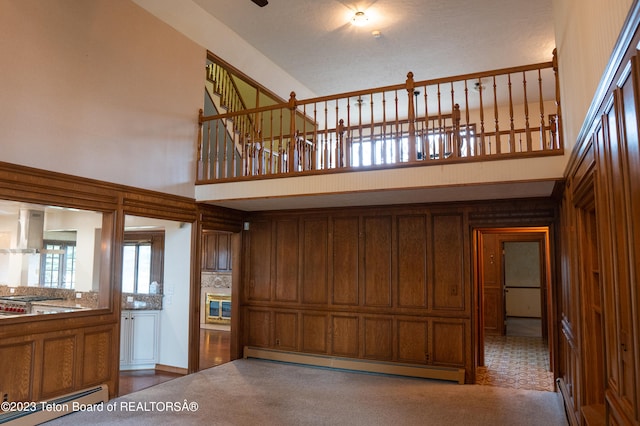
[351,11,368,26]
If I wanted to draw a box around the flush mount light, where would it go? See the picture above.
[351,11,368,26]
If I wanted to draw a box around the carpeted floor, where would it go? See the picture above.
[44,358,568,426]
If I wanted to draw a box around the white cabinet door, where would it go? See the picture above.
[120,312,129,365]
[130,311,159,365]
[120,310,160,369]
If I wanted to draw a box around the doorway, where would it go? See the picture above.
[119,215,193,396]
[475,227,554,391]
[198,230,237,370]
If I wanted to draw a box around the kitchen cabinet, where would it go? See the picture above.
[202,231,232,271]
[120,310,159,370]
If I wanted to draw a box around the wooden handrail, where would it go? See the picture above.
[197,55,563,182]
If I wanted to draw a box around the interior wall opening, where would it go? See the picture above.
[475,227,555,391]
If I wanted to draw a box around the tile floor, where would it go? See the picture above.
[477,334,555,392]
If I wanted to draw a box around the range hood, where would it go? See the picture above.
[0,209,45,254]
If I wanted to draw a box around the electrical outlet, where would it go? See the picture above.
[425,353,430,362]
[2,392,8,402]
[275,339,281,346]
[76,292,82,299]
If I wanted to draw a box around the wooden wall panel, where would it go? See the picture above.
[41,336,76,398]
[432,214,464,311]
[483,288,502,335]
[247,220,272,301]
[302,313,328,354]
[331,217,359,305]
[397,319,428,364]
[397,215,428,308]
[331,315,359,357]
[302,218,328,304]
[432,321,465,367]
[246,309,271,348]
[0,342,33,401]
[82,330,111,387]
[275,219,299,302]
[242,201,558,382]
[363,317,392,360]
[363,216,392,307]
[274,311,298,350]
[481,233,503,335]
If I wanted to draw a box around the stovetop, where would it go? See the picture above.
[0,295,64,303]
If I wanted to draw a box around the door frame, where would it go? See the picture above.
[474,227,554,372]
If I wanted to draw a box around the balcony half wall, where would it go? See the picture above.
[195,153,567,211]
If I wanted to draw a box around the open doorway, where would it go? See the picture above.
[475,227,554,391]
[198,230,236,370]
[119,215,192,396]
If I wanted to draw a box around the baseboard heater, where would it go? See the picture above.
[0,384,108,425]
[244,347,465,384]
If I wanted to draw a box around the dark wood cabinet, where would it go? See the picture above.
[202,231,232,272]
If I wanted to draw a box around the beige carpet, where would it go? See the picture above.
[45,359,568,426]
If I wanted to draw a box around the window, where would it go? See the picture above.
[40,241,76,289]
[122,242,152,294]
[122,230,164,294]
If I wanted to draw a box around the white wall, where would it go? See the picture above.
[0,0,204,198]
[132,0,316,101]
[552,0,633,153]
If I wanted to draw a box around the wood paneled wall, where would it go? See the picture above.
[240,201,557,383]
[557,8,640,425]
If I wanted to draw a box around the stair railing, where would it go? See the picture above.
[197,51,563,183]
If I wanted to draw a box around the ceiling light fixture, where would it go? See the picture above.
[351,11,368,26]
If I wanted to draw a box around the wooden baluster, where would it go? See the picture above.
[549,115,557,150]
[312,105,318,170]
[553,48,562,150]
[437,83,445,159]
[406,72,416,161]
[463,80,472,157]
[357,96,364,166]
[523,71,532,152]
[279,105,285,173]
[212,120,219,180]
[422,90,428,159]
[493,76,500,154]
[538,68,547,150]
[342,98,348,167]
[478,78,485,156]
[395,89,401,162]
[222,118,229,178]
[197,109,204,181]
[453,104,461,157]
[322,101,328,169]
[370,93,375,165]
[507,74,515,152]
[382,92,387,164]
[288,92,297,173]
[449,81,460,157]
[209,119,215,180]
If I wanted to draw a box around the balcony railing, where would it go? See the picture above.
[197,51,563,183]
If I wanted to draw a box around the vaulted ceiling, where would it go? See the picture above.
[192,0,555,97]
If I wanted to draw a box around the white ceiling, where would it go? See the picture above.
[193,0,556,96]
[163,0,560,211]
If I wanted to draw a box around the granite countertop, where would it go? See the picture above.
[121,293,163,310]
